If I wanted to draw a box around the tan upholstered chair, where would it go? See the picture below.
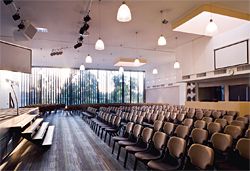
[162,122,174,136]
[215,118,228,129]
[123,127,153,168]
[224,125,242,140]
[174,125,189,139]
[176,113,185,124]
[153,120,163,132]
[204,111,212,117]
[182,118,193,128]
[190,128,208,145]
[211,133,232,152]
[117,124,143,160]
[112,122,134,153]
[236,138,250,160]
[207,122,221,136]
[236,116,248,124]
[231,120,245,130]
[185,144,214,170]
[134,131,167,170]
[194,120,206,129]
[195,111,204,120]
[223,115,233,124]
[212,111,222,119]
[202,117,213,125]
[147,137,186,170]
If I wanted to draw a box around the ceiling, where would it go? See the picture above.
[1,0,250,70]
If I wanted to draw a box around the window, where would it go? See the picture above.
[20,67,145,106]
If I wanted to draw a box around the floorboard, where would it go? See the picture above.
[1,111,146,171]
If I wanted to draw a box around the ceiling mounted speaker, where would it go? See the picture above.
[14,21,37,40]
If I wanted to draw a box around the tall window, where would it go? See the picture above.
[20,67,145,106]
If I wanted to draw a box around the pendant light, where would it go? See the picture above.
[158,10,166,46]
[134,58,140,66]
[95,0,105,50]
[174,37,180,69]
[205,19,218,35]
[119,66,124,73]
[117,1,132,22]
[85,54,92,63]
[152,68,158,75]
[134,32,140,66]
[80,64,85,70]
[158,35,166,46]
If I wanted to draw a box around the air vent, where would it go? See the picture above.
[196,72,206,78]
[182,75,190,80]
[214,69,227,75]
[168,83,173,86]
[237,65,250,71]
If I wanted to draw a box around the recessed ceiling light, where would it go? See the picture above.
[36,27,48,33]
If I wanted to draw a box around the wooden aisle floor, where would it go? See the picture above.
[1,111,146,171]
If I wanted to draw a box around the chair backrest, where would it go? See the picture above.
[211,133,232,151]
[236,138,250,160]
[245,128,250,138]
[188,144,214,170]
[167,136,186,158]
[176,113,185,122]
[236,116,248,124]
[195,111,204,120]
[136,116,144,124]
[163,122,174,136]
[207,122,221,135]
[223,115,233,124]
[141,127,154,143]
[114,116,121,126]
[186,111,195,118]
[227,111,237,117]
[191,128,208,144]
[174,125,189,139]
[153,120,163,131]
[182,118,193,128]
[202,117,213,125]
[152,131,167,150]
[151,113,158,123]
[231,120,245,130]
[132,124,143,138]
[204,111,212,117]
[212,111,222,119]
[157,114,165,122]
[132,114,138,123]
[170,112,177,120]
[224,125,242,140]
[126,122,134,133]
[194,120,206,129]
[215,118,227,128]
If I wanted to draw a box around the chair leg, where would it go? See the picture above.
[112,141,116,154]
[133,158,138,171]
[108,133,112,146]
[117,145,122,160]
[124,151,129,168]
[104,131,108,142]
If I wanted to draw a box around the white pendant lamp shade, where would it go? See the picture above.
[80,64,85,71]
[85,54,92,63]
[152,68,158,75]
[174,61,180,69]
[205,19,218,35]
[95,38,105,50]
[158,35,166,46]
[117,1,132,22]
[119,66,124,73]
[134,58,140,66]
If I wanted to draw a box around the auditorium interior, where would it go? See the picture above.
[0,0,250,170]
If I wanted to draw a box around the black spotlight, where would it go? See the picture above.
[18,21,25,30]
[3,0,13,5]
[74,42,82,49]
[79,23,89,35]
[84,14,91,22]
[78,36,83,41]
[12,12,20,21]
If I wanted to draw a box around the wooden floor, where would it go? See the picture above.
[1,111,146,171]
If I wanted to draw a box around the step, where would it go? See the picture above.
[42,126,55,146]
[22,118,44,135]
[33,122,49,140]
[13,114,37,129]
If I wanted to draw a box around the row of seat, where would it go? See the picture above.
[83,108,249,170]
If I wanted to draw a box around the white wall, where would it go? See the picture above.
[0,70,21,109]
[177,23,250,77]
